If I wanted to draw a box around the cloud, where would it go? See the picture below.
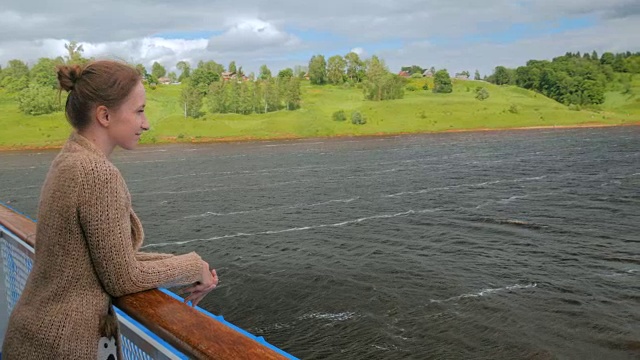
[0,0,638,76]
[207,19,302,54]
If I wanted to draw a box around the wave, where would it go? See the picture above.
[132,179,312,196]
[468,217,545,230]
[184,197,359,218]
[383,175,547,197]
[299,311,356,321]
[430,283,537,303]
[142,207,440,248]
[385,175,549,198]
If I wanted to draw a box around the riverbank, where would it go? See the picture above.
[2,78,638,151]
[1,121,637,152]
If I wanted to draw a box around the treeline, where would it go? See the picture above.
[487,51,640,106]
[0,42,90,115]
[307,52,410,100]
[175,60,302,117]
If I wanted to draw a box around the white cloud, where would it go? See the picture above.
[207,19,301,54]
[350,47,365,56]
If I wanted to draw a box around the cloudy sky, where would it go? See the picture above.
[1,0,639,76]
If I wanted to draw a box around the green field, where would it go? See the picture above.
[1,77,639,149]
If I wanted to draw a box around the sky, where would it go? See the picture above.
[1,0,639,77]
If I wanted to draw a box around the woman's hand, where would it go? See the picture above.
[183,261,219,307]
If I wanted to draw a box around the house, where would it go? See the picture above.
[398,71,411,78]
[221,71,235,81]
[455,73,469,80]
[158,77,171,85]
[423,70,434,77]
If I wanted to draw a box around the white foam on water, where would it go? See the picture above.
[385,175,549,198]
[430,283,537,303]
[133,179,312,196]
[143,207,440,248]
[183,197,359,218]
[299,311,356,321]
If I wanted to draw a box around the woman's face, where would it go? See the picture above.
[108,82,149,150]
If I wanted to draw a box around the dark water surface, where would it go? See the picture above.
[1,127,639,359]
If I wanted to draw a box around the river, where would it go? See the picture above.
[1,127,638,359]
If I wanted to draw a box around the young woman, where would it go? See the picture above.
[2,60,218,359]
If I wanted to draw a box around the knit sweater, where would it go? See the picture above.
[2,132,203,359]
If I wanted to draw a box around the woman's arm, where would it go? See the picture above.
[77,160,203,297]
[135,251,175,261]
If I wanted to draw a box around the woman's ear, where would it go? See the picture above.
[96,105,110,128]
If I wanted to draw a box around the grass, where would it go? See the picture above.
[1,76,639,149]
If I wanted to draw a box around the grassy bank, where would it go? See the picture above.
[1,77,639,150]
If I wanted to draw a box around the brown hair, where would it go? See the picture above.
[56,60,142,130]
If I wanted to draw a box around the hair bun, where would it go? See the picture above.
[56,64,83,92]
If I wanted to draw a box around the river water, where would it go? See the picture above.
[1,127,639,359]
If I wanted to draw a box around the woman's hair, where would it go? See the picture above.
[56,60,142,130]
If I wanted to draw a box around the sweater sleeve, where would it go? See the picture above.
[77,161,202,297]
[136,251,175,261]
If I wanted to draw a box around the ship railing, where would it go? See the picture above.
[0,203,296,359]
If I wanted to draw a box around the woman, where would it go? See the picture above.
[2,60,218,359]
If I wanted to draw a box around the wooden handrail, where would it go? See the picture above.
[0,204,289,360]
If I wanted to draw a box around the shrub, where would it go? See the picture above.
[351,111,366,125]
[411,73,423,79]
[406,84,418,91]
[475,87,490,101]
[332,110,347,121]
[432,70,453,93]
[17,83,61,115]
[422,83,429,90]
[508,104,520,114]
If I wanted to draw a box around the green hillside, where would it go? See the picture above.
[1,77,638,150]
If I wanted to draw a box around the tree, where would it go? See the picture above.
[30,57,62,88]
[259,64,272,80]
[327,55,346,85]
[190,61,222,94]
[168,72,177,83]
[176,61,191,81]
[474,70,481,80]
[345,52,364,83]
[308,55,327,85]
[18,83,61,115]
[401,65,425,75]
[228,61,237,74]
[1,59,30,93]
[283,77,301,110]
[492,66,512,85]
[207,81,229,113]
[151,62,167,79]
[64,41,86,64]
[181,82,203,118]
[136,64,148,77]
[363,56,406,101]
[277,68,294,79]
[600,52,615,65]
[433,69,453,93]
[263,78,280,112]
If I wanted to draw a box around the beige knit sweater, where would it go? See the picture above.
[2,132,203,359]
